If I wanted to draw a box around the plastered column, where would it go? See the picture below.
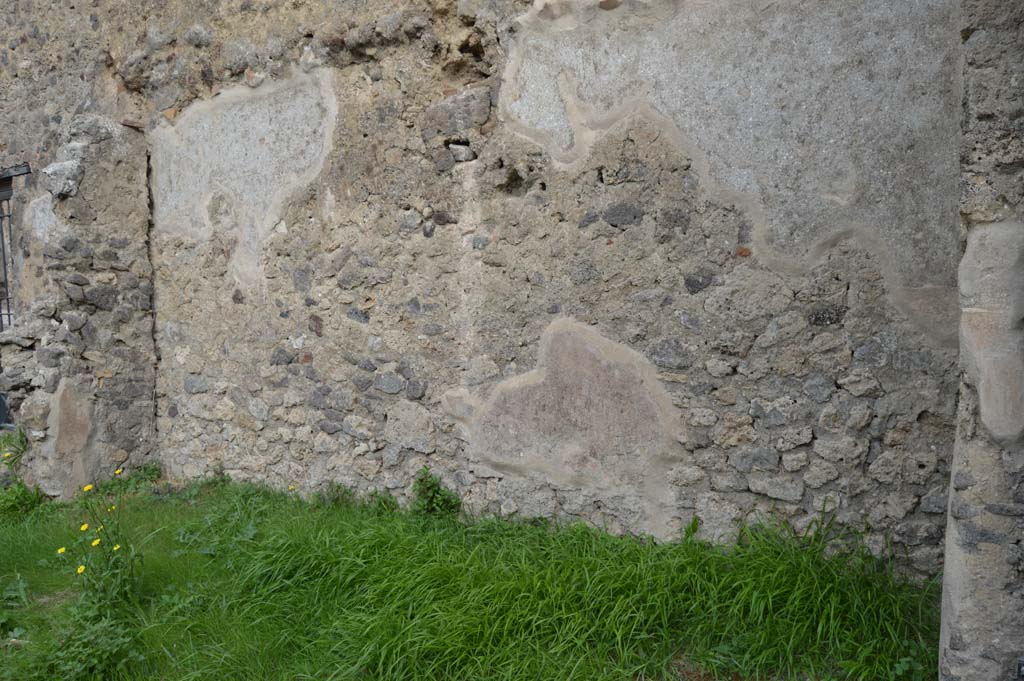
[941,222,1024,679]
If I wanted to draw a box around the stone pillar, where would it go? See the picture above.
[941,223,1024,679]
[941,2,1024,676]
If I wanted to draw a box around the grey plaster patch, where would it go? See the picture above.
[500,0,960,340]
[150,69,337,290]
[27,379,97,497]
[457,318,686,539]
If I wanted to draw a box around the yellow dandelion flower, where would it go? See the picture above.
[57,547,66,554]
[76,565,86,575]
[114,468,123,476]
[79,523,89,532]
[3,452,10,458]
[288,485,295,491]
[82,484,93,493]
[113,544,122,552]
[91,538,101,547]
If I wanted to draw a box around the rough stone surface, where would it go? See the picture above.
[0,105,157,495]
[0,0,1006,654]
[500,0,962,341]
[142,47,956,553]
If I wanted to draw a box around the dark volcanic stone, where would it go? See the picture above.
[269,346,296,365]
[347,307,370,324]
[647,338,694,370]
[602,202,644,228]
[684,271,714,294]
[808,304,848,327]
[406,378,427,400]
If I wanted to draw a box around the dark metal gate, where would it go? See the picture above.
[0,163,31,332]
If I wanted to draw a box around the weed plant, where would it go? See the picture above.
[0,473,940,681]
[0,429,29,469]
[0,429,46,523]
[0,479,46,523]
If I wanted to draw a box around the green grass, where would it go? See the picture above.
[0,473,940,681]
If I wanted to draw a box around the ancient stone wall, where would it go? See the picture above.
[0,0,157,496]
[940,0,1024,677]
[1,0,968,578]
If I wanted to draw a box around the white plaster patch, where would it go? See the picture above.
[150,69,337,290]
[26,195,63,243]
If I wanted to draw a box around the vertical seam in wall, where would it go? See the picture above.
[145,148,160,457]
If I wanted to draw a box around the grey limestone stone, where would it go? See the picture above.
[803,460,839,489]
[374,372,406,395]
[184,24,212,48]
[183,375,209,394]
[422,86,491,139]
[748,473,804,503]
[728,447,778,473]
[41,160,84,198]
